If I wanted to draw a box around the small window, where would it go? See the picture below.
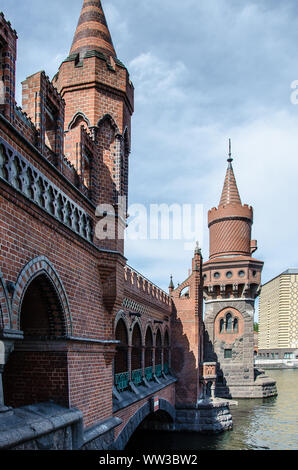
[226,313,233,332]
[220,319,225,333]
[226,271,233,279]
[214,272,220,279]
[224,349,232,359]
[238,270,245,278]
[233,318,239,333]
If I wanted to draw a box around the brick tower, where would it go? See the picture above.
[53,0,134,254]
[203,142,270,398]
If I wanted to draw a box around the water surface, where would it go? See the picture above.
[126,369,298,450]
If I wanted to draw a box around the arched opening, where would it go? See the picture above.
[233,318,239,333]
[220,318,225,333]
[226,313,233,332]
[131,323,143,387]
[163,330,170,374]
[125,410,174,451]
[179,286,190,298]
[3,274,69,408]
[144,327,153,382]
[114,319,129,393]
[155,330,162,378]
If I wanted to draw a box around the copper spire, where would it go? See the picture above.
[219,140,242,206]
[70,0,116,58]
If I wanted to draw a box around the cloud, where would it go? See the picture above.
[129,52,187,104]
[2,0,298,301]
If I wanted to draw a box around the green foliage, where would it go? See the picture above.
[254,323,259,332]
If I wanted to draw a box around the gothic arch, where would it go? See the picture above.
[0,270,12,330]
[129,317,143,346]
[11,256,72,335]
[154,325,163,347]
[113,399,176,450]
[164,327,171,346]
[144,322,154,342]
[114,310,128,332]
[67,111,90,131]
[97,113,120,135]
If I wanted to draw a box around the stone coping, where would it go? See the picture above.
[83,416,122,446]
[0,402,83,450]
[112,375,177,413]
[175,398,231,410]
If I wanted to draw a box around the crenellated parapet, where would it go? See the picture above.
[22,71,65,165]
[0,12,17,122]
[124,266,171,311]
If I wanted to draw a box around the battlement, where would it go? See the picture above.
[124,265,171,310]
[0,12,17,39]
[208,203,253,226]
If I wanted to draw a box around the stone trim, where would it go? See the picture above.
[0,271,12,330]
[82,416,122,450]
[0,402,83,450]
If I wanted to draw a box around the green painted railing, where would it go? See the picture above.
[131,368,143,386]
[145,366,153,382]
[115,372,129,393]
[155,364,162,378]
[164,363,169,375]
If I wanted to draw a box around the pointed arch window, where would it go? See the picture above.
[219,312,240,334]
[226,313,233,332]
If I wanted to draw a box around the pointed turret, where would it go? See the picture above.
[169,275,174,292]
[70,0,116,58]
[219,140,241,206]
[207,141,254,259]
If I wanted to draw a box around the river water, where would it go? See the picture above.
[126,369,298,450]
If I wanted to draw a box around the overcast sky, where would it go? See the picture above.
[3,0,298,298]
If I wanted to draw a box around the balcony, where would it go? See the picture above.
[113,364,176,412]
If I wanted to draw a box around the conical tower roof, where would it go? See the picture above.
[70,0,116,58]
[219,140,242,206]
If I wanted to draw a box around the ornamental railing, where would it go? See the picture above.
[145,366,153,382]
[114,372,129,393]
[155,364,162,378]
[0,137,93,243]
[131,368,143,387]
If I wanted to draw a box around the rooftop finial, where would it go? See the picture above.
[195,241,201,255]
[228,138,233,164]
[169,275,174,290]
